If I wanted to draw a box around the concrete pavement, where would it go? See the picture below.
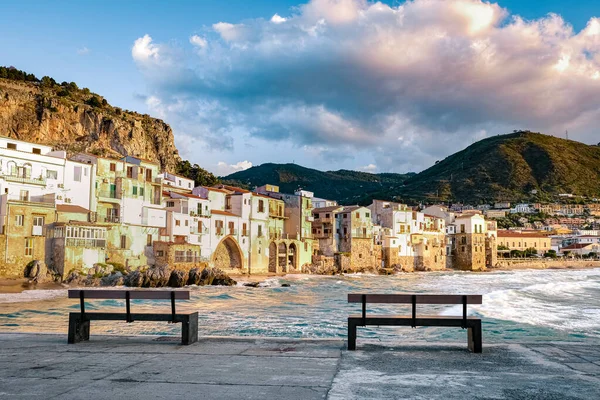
[1,333,599,399]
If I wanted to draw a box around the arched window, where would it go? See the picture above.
[6,161,16,176]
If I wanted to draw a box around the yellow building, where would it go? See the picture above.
[497,230,551,252]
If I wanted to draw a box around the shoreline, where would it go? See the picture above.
[1,263,599,294]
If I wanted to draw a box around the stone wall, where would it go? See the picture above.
[493,260,600,269]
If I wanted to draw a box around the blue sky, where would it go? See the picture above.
[2,0,599,175]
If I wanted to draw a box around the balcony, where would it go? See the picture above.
[241,230,249,237]
[65,238,107,248]
[6,194,55,206]
[174,255,207,263]
[103,215,120,223]
[216,228,224,236]
[306,215,315,222]
[269,211,287,219]
[228,229,238,236]
[98,190,122,200]
[257,231,264,238]
[1,173,46,186]
[352,232,372,239]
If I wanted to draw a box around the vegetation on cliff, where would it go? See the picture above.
[0,66,180,172]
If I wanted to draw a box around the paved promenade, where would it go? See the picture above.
[1,333,600,399]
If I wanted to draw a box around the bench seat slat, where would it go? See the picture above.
[349,315,481,327]
[348,294,482,305]
[70,312,194,322]
[68,290,190,300]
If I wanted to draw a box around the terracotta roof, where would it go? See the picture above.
[313,205,343,213]
[498,231,549,238]
[211,210,239,217]
[204,187,229,194]
[54,220,103,227]
[56,205,90,214]
[561,243,593,250]
[177,192,207,200]
[214,184,250,193]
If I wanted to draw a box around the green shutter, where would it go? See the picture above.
[132,186,137,195]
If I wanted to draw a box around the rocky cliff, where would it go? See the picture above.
[0,78,180,172]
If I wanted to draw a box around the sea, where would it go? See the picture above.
[1,268,599,343]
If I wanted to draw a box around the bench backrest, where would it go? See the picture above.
[68,290,190,300]
[348,294,482,305]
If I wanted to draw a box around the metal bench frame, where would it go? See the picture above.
[67,290,198,345]
[348,294,483,353]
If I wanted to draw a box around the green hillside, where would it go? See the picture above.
[223,132,600,205]
[401,131,600,203]
[222,163,414,205]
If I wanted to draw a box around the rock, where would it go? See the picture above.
[64,270,86,285]
[243,282,261,288]
[93,263,114,276]
[101,272,124,286]
[199,267,236,286]
[168,269,189,287]
[281,283,291,287]
[124,270,145,287]
[144,265,170,288]
[84,276,102,286]
[187,268,202,286]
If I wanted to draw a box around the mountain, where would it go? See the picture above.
[0,67,180,172]
[222,163,415,205]
[401,131,600,203]
[224,132,600,205]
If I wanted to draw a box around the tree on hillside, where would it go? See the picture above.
[177,160,219,187]
[85,96,102,108]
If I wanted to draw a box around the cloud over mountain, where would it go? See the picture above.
[132,0,600,172]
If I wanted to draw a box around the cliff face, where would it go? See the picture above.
[0,79,180,172]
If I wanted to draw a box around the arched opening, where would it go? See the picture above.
[288,243,298,271]
[212,236,243,270]
[268,242,277,273]
[278,242,287,273]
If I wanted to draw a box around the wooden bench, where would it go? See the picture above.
[67,289,198,345]
[348,294,483,353]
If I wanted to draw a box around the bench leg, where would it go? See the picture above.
[68,313,90,344]
[467,321,482,353]
[181,312,198,345]
[348,319,358,351]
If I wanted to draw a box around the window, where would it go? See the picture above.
[366,212,370,218]
[83,168,88,177]
[258,225,263,237]
[145,169,152,181]
[15,215,24,226]
[25,238,33,256]
[258,200,264,213]
[343,214,348,219]
[188,183,192,188]
[19,190,29,201]
[462,246,466,252]
[166,201,175,208]
[356,212,360,218]
[46,170,58,179]
[156,250,164,257]
[139,187,145,197]
[7,143,16,150]
[175,220,181,226]
[33,216,44,226]
[74,166,82,182]
[460,224,465,233]
[228,221,235,235]
[185,220,189,226]
[120,235,127,249]
[32,148,41,154]
[242,223,248,236]
[132,186,137,195]
[314,213,319,219]
[326,213,330,218]
[127,166,133,178]
[110,163,116,172]
[147,234,153,246]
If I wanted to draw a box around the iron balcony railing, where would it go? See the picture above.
[228,229,238,236]
[6,194,55,205]
[104,215,120,223]
[174,255,208,263]
[0,174,46,186]
[65,238,107,248]
[98,190,122,199]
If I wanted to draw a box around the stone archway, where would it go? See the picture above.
[212,236,243,270]
[268,242,278,273]
[278,242,288,273]
[288,243,298,271]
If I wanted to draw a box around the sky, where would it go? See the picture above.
[1,0,600,176]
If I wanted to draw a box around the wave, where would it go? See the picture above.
[0,289,66,304]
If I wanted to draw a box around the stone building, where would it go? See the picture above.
[452,213,487,271]
[337,206,377,271]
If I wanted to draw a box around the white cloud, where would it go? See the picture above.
[360,164,377,172]
[77,46,90,55]
[216,160,253,176]
[189,35,208,48]
[133,0,600,172]
[271,14,287,24]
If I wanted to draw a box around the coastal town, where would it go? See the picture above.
[0,136,599,282]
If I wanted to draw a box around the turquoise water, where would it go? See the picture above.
[1,268,600,343]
